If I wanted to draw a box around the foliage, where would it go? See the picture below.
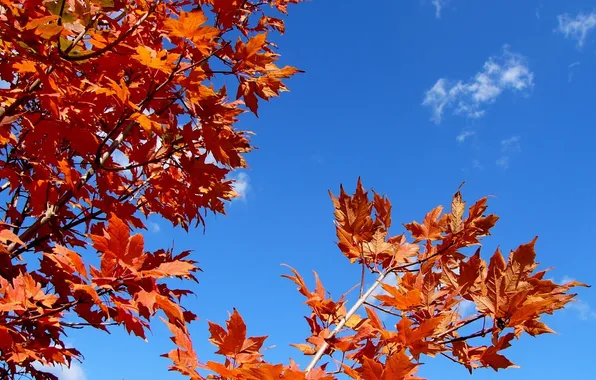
[203,180,586,378]
[0,0,585,379]
[0,0,301,378]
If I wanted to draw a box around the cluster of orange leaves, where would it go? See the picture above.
[0,0,586,379]
[184,180,585,379]
[0,0,302,378]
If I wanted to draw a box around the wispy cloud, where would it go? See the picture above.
[459,299,476,317]
[556,12,596,49]
[422,46,534,124]
[566,300,596,320]
[496,135,521,169]
[556,276,596,320]
[495,156,510,169]
[472,159,483,170]
[432,0,446,19]
[501,135,521,152]
[230,172,250,201]
[536,4,543,20]
[147,221,160,233]
[456,130,475,144]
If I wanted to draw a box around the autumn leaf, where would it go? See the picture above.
[165,10,220,42]
[0,228,26,247]
[405,206,446,242]
[131,46,177,73]
[449,189,465,234]
[131,112,162,133]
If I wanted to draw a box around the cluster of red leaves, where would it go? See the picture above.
[0,0,302,378]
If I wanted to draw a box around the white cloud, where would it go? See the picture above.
[230,172,250,200]
[459,299,476,317]
[551,275,596,321]
[147,221,160,233]
[566,300,596,320]
[472,159,483,170]
[422,46,534,124]
[35,362,86,380]
[432,0,446,19]
[536,5,543,20]
[556,12,596,48]
[456,130,475,144]
[496,135,521,169]
[496,156,509,169]
[501,135,521,152]
[561,275,576,284]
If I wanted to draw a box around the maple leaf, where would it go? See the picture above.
[360,357,384,379]
[505,236,538,289]
[236,33,268,62]
[0,228,26,248]
[116,303,148,339]
[472,248,507,317]
[448,189,465,234]
[161,319,201,378]
[13,61,37,73]
[382,350,419,380]
[165,10,220,42]
[480,333,519,371]
[146,261,198,278]
[208,308,267,363]
[156,295,185,323]
[131,46,177,73]
[376,285,422,311]
[90,215,147,272]
[405,206,446,242]
[131,111,163,133]
[49,245,89,279]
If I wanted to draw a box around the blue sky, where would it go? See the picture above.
[55,1,596,379]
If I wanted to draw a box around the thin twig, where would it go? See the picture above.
[363,301,401,317]
[440,352,461,364]
[439,328,493,345]
[436,313,484,339]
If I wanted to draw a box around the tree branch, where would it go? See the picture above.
[304,270,390,373]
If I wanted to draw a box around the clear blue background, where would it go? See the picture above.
[61,1,596,379]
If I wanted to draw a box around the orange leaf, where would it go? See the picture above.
[156,295,185,323]
[53,245,88,279]
[381,350,418,380]
[0,229,25,247]
[165,10,219,42]
[404,206,445,242]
